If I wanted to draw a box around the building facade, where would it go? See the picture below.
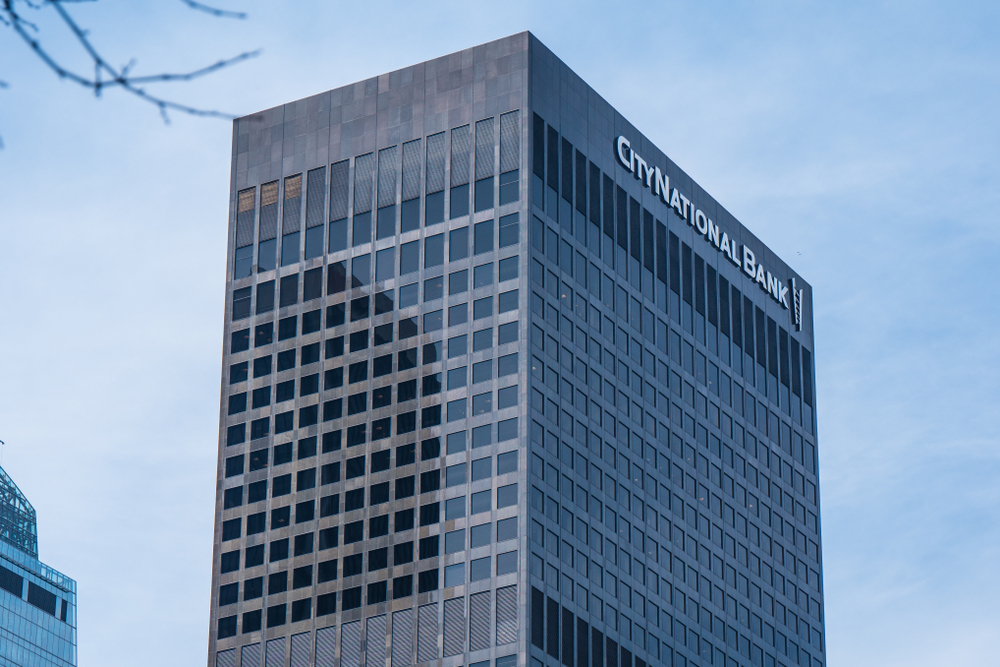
[208,32,824,667]
[0,466,78,667]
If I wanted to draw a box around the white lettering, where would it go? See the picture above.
[670,188,682,215]
[613,137,798,315]
[767,272,780,300]
[679,194,691,222]
[720,232,733,260]
[635,155,648,183]
[743,246,756,277]
[654,167,669,201]
[695,210,709,235]
[616,136,632,172]
[707,220,721,248]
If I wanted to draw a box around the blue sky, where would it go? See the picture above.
[0,1,997,665]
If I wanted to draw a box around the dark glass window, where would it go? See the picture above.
[344,554,364,577]
[279,316,297,341]
[230,361,248,384]
[231,328,250,353]
[395,508,415,532]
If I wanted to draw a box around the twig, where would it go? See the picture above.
[0,0,257,144]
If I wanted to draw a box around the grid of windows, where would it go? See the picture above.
[213,31,823,667]
[217,103,525,648]
[524,110,822,667]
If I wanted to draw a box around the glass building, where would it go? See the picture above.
[208,32,824,667]
[0,465,78,667]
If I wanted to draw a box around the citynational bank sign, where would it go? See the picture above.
[615,136,805,332]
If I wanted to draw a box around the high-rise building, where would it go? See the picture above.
[0,465,78,666]
[208,32,824,667]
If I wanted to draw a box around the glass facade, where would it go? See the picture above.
[0,466,78,667]
[208,32,824,667]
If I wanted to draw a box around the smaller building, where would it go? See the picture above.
[0,465,77,667]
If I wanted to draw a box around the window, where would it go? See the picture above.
[247,513,266,535]
[445,497,466,520]
[231,328,250,353]
[498,451,517,474]
[425,233,444,267]
[499,212,519,247]
[497,550,517,575]
[228,393,247,415]
[343,554,363,577]
[279,315,297,341]
[423,373,442,396]
[444,562,465,587]
[342,587,361,610]
[446,463,466,487]
[244,577,263,600]
[374,323,393,347]
[398,380,417,402]
[471,522,491,548]
[471,457,491,481]
[399,348,418,371]
[327,303,346,327]
[499,290,518,313]
[474,262,494,288]
[473,328,493,351]
[320,495,340,517]
[395,508,415,532]
[253,323,276,351]
[318,560,338,583]
[498,386,517,409]
[449,269,468,294]
[277,349,296,372]
[222,518,241,541]
[470,556,491,581]
[449,335,468,358]
[271,506,290,529]
[473,360,492,384]
[344,521,363,544]
[370,482,390,505]
[471,490,491,514]
[393,575,413,599]
[447,398,467,421]
[448,303,468,327]
[420,502,440,526]
[397,443,416,466]
[270,539,289,562]
[424,309,443,332]
[499,171,519,206]
[474,219,494,255]
[474,296,493,320]
[498,322,518,345]
[230,361,248,384]
[400,282,419,308]
[498,417,518,441]
[291,598,312,623]
[498,517,517,542]
[418,568,439,593]
[475,176,494,212]
[293,565,313,589]
[220,550,240,573]
[497,483,517,508]
[368,547,389,571]
[367,581,388,604]
[420,469,441,493]
[374,290,394,315]
[498,353,518,377]
[472,392,492,415]
[423,341,442,364]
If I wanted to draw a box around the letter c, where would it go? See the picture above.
[616,136,632,172]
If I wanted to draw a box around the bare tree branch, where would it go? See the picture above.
[178,0,246,20]
[0,0,258,147]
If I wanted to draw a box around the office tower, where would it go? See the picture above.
[0,465,78,666]
[209,32,824,667]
